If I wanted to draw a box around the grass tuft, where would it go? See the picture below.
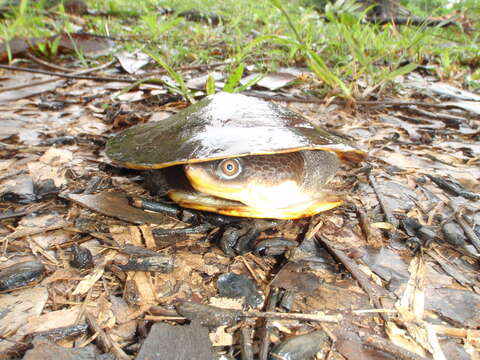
[0,0,478,96]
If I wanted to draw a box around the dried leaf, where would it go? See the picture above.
[116,51,150,74]
[65,192,169,224]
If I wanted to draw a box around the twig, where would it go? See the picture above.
[430,324,480,339]
[146,307,394,324]
[148,309,341,323]
[248,311,340,322]
[0,60,118,94]
[371,16,461,29]
[0,63,135,83]
[457,215,480,253]
[0,59,233,85]
[448,201,480,253]
[353,100,470,110]
[26,324,89,343]
[239,255,262,285]
[85,312,130,360]
[139,59,235,77]
[74,59,118,74]
[363,334,428,360]
[240,327,254,360]
[25,51,76,72]
[428,175,478,200]
[368,174,399,227]
[0,170,25,181]
[407,106,466,125]
[1,221,69,243]
[244,91,475,111]
[259,288,279,360]
[318,236,392,322]
[355,205,384,246]
[455,217,480,252]
[144,315,186,321]
[0,78,63,94]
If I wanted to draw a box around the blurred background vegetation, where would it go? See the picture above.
[1,0,478,97]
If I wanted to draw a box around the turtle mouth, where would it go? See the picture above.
[167,188,342,220]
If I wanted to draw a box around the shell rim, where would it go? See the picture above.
[109,145,367,170]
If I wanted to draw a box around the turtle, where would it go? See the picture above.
[105,92,366,219]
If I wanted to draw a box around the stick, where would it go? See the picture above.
[259,288,279,360]
[318,237,392,322]
[0,60,118,93]
[0,63,134,83]
[363,334,429,360]
[368,174,399,227]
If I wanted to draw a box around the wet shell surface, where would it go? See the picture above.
[105,92,366,169]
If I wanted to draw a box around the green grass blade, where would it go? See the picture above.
[380,63,418,82]
[307,49,351,97]
[19,0,29,16]
[235,74,263,92]
[269,0,302,44]
[147,50,194,103]
[223,63,245,93]
[206,74,216,95]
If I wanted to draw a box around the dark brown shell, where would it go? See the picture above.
[106,92,366,169]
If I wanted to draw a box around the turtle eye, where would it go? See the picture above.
[218,158,241,178]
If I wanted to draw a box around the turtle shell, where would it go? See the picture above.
[106,92,366,169]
